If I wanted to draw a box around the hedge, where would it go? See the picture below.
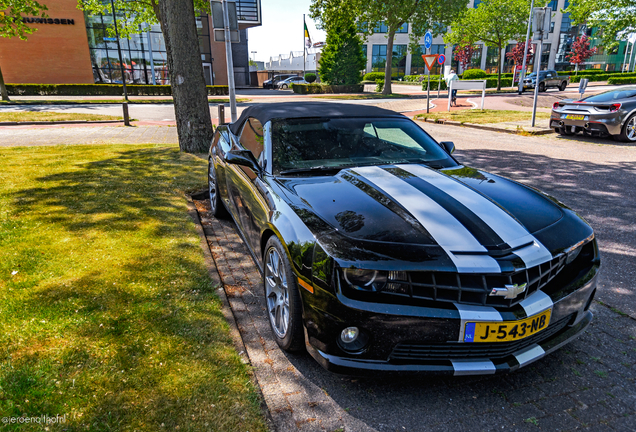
[607,76,636,85]
[362,72,387,81]
[6,83,229,96]
[462,69,488,79]
[570,72,636,83]
[292,83,364,94]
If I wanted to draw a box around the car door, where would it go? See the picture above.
[225,118,270,255]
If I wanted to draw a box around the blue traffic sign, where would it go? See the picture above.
[438,54,446,65]
[424,32,432,50]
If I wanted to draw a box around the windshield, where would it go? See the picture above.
[583,87,636,103]
[527,72,547,78]
[271,117,456,175]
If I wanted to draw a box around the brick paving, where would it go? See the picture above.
[193,197,636,432]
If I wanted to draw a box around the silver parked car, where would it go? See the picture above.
[551,86,636,142]
[276,76,307,89]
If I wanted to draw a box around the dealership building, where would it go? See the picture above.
[0,0,261,86]
[362,0,632,78]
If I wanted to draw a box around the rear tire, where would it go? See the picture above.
[618,114,636,142]
[264,237,304,352]
[281,84,288,89]
[559,82,567,91]
[208,159,228,218]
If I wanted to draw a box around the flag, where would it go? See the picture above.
[304,20,312,49]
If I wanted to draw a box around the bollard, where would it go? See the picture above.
[122,102,130,126]
[218,104,225,125]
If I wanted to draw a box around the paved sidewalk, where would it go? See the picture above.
[0,124,177,146]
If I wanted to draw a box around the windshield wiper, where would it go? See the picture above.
[278,166,340,175]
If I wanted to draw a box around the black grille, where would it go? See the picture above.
[390,314,573,362]
[380,254,567,307]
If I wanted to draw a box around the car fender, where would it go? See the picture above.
[620,107,636,126]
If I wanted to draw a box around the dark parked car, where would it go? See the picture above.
[207,102,599,375]
[551,86,636,142]
[523,70,569,92]
[263,74,297,89]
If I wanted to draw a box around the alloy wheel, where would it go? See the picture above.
[265,247,290,338]
[627,116,636,141]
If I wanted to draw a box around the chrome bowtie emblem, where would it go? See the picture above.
[490,283,527,299]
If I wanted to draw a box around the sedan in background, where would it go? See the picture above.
[276,76,307,89]
[208,102,599,375]
[263,74,297,89]
[551,86,636,142]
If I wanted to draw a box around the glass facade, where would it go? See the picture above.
[485,46,501,74]
[374,22,408,34]
[372,44,407,78]
[85,10,212,85]
[411,44,445,75]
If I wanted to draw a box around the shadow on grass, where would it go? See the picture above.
[0,146,266,431]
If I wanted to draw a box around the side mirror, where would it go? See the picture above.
[226,149,262,175]
[440,141,455,154]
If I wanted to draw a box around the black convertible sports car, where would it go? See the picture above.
[207,102,599,375]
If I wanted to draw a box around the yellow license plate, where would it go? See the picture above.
[463,309,551,343]
[566,114,585,120]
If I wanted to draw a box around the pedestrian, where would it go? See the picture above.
[445,69,459,104]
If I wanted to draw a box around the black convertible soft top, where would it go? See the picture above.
[228,102,404,135]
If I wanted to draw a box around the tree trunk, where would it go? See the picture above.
[0,64,10,102]
[158,0,213,153]
[496,44,502,92]
[383,29,396,95]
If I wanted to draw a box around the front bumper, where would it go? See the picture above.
[550,110,623,135]
[304,265,598,376]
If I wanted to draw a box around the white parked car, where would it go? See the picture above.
[276,76,308,89]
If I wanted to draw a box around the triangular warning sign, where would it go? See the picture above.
[422,54,439,70]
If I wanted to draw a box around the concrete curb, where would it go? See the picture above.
[185,192,276,432]
[417,117,554,135]
[0,119,125,126]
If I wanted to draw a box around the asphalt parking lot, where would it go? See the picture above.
[195,123,636,432]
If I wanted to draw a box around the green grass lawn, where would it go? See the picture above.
[415,109,552,124]
[0,112,123,122]
[0,144,266,431]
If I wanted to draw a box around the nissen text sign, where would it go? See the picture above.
[22,17,75,25]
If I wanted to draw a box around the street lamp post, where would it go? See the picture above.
[109,0,130,126]
[531,7,548,127]
[518,0,535,94]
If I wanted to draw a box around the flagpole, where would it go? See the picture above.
[303,14,306,79]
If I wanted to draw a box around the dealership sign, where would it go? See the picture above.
[22,17,76,25]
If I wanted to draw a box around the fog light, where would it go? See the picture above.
[341,327,359,343]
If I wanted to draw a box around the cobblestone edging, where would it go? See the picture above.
[417,117,554,135]
[190,195,636,432]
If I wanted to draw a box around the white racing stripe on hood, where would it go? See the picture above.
[352,166,501,273]
[398,164,553,267]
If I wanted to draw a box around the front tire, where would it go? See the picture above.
[208,159,228,218]
[264,236,304,352]
[539,83,546,92]
[281,84,288,89]
[619,114,636,142]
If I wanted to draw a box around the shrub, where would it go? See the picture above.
[363,72,386,82]
[570,72,636,83]
[608,76,636,85]
[292,83,364,94]
[6,83,229,96]
[304,73,317,83]
[375,79,384,92]
[462,69,488,79]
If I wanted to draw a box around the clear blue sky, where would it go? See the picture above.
[247,0,326,62]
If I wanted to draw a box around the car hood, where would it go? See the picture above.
[278,164,564,253]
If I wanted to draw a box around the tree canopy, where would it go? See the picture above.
[0,0,48,100]
[566,0,636,52]
[445,0,530,90]
[318,10,366,85]
[311,0,466,95]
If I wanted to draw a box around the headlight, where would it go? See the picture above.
[343,269,387,291]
